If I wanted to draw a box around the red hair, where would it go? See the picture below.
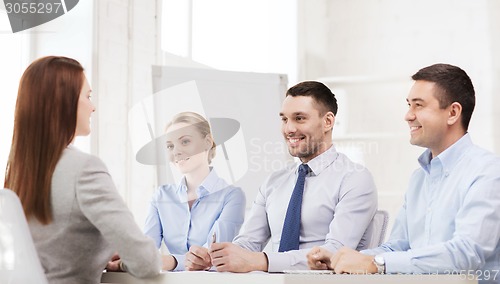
[5,56,84,224]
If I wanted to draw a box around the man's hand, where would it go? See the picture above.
[330,247,377,274]
[209,242,268,272]
[307,246,334,270]
[105,253,122,272]
[162,254,177,271]
[185,245,211,271]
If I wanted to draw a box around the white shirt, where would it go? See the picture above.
[233,145,378,272]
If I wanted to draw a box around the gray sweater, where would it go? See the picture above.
[28,146,160,283]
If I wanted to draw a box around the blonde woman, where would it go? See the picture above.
[144,112,246,271]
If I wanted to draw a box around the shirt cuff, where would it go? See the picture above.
[361,247,387,256]
[380,251,413,274]
[360,249,374,255]
[265,251,307,272]
[172,254,186,271]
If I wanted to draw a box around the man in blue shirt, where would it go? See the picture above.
[307,64,500,284]
[185,81,378,272]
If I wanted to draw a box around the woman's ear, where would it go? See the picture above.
[205,134,214,150]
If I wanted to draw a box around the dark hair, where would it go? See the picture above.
[412,63,475,130]
[286,81,338,115]
[5,56,84,224]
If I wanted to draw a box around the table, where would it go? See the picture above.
[101,271,478,284]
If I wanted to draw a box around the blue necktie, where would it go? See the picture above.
[279,164,309,252]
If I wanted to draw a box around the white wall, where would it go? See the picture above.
[91,0,162,225]
[489,0,500,155]
[298,0,500,233]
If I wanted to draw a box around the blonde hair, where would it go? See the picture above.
[165,112,216,164]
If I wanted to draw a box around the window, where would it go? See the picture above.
[0,3,93,186]
[0,11,30,186]
[162,0,298,83]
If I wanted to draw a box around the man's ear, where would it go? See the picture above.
[447,102,462,126]
[324,111,335,132]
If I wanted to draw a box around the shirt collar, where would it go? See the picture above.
[176,167,225,198]
[418,133,473,174]
[300,145,339,176]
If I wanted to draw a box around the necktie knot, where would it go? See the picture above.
[298,164,310,176]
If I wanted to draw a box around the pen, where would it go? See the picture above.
[211,231,217,245]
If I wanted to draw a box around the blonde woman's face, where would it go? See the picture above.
[75,76,95,136]
[165,122,210,174]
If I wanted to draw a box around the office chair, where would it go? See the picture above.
[367,210,389,249]
[0,188,48,284]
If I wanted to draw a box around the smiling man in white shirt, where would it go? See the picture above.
[185,81,378,272]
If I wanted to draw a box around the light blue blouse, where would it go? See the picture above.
[144,168,246,270]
